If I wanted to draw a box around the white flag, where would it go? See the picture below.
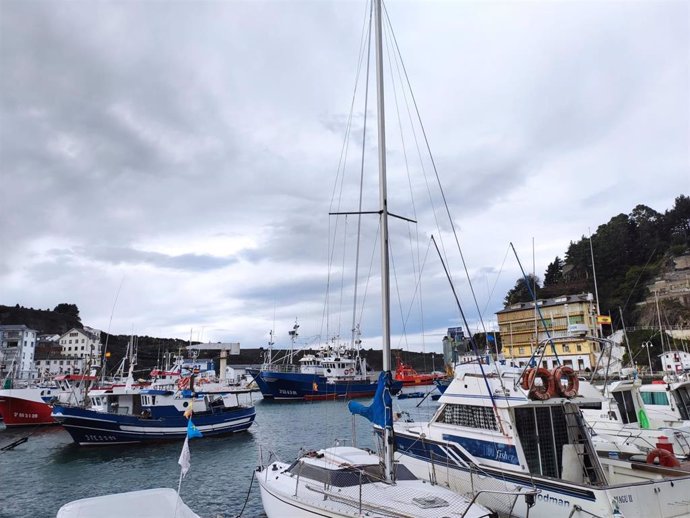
[178,437,191,478]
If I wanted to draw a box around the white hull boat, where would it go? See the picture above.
[392,363,690,518]
[56,488,200,518]
[257,446,493,518]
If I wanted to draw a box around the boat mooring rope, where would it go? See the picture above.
[232,469,256,518]
[0,425,40,453]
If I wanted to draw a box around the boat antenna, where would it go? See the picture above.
[510,242,562,379]
[589,229,602,338]
[618,307,634,371]
[101,276,124,384]
[288,319,299,365]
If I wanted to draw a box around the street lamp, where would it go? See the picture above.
[641,341,654,375]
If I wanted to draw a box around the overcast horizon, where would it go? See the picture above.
[1,0,687,354]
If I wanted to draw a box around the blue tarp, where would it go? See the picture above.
[347,371,392,428]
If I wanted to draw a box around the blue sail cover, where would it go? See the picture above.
[348,371,392,428]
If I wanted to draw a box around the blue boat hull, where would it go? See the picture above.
[246,369,402,400]
[51,405,256,445]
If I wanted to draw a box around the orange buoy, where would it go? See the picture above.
[646,447,681,468]
[521,367,552,400]
[550,365,579,398]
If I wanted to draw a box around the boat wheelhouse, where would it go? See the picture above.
[580,378,690,459]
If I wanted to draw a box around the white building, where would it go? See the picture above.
[34,356,88,377]
[58,327,102,368]
[660,349,690,374]
[0,324,38,380]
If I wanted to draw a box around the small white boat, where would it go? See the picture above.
[56,488,200,518]
[257,446,492,518]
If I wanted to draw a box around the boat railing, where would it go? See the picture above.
[464,488,538,518]
[260,363,300,374]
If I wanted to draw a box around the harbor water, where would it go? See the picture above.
[0,391,441,518]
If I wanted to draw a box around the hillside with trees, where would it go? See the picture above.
[503,195,690,327]
[0,303,83,335]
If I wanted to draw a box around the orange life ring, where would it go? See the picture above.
[646,448,680,468]
[550,366,579,398]
[177,377,191,390]
[520,367,551,400]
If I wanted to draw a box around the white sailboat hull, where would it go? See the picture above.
[256,449,493,518]
[258,479,355,518]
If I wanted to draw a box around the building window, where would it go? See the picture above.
[518,347,524,355]
[562,344,570,352]
[576,344,582,352]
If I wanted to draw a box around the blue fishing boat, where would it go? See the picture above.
[247,344,402,400]
[249,323,402,400]
[51,387,255,445]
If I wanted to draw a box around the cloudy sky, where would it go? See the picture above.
[1,0,687,354]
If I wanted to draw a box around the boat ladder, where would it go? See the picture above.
[562,402,607,485]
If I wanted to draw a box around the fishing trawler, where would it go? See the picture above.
[52,380,255,445]
[0,374,98,427]
[248,327,401,400]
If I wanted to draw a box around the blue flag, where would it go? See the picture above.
[187,419,203,439]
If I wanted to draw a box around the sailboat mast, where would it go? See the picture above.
[374,0,390,372]
[373,0,394,482]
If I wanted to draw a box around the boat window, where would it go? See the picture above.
[640,390,669,406]
[437,404,498,431]
[287,462,416,487]
[673,386,690,420]
[515,406,569,479]
[612,391,637,424]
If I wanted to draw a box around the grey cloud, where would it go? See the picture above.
[74,246,238,271]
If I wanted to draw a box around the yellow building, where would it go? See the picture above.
[496,293,601,372]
